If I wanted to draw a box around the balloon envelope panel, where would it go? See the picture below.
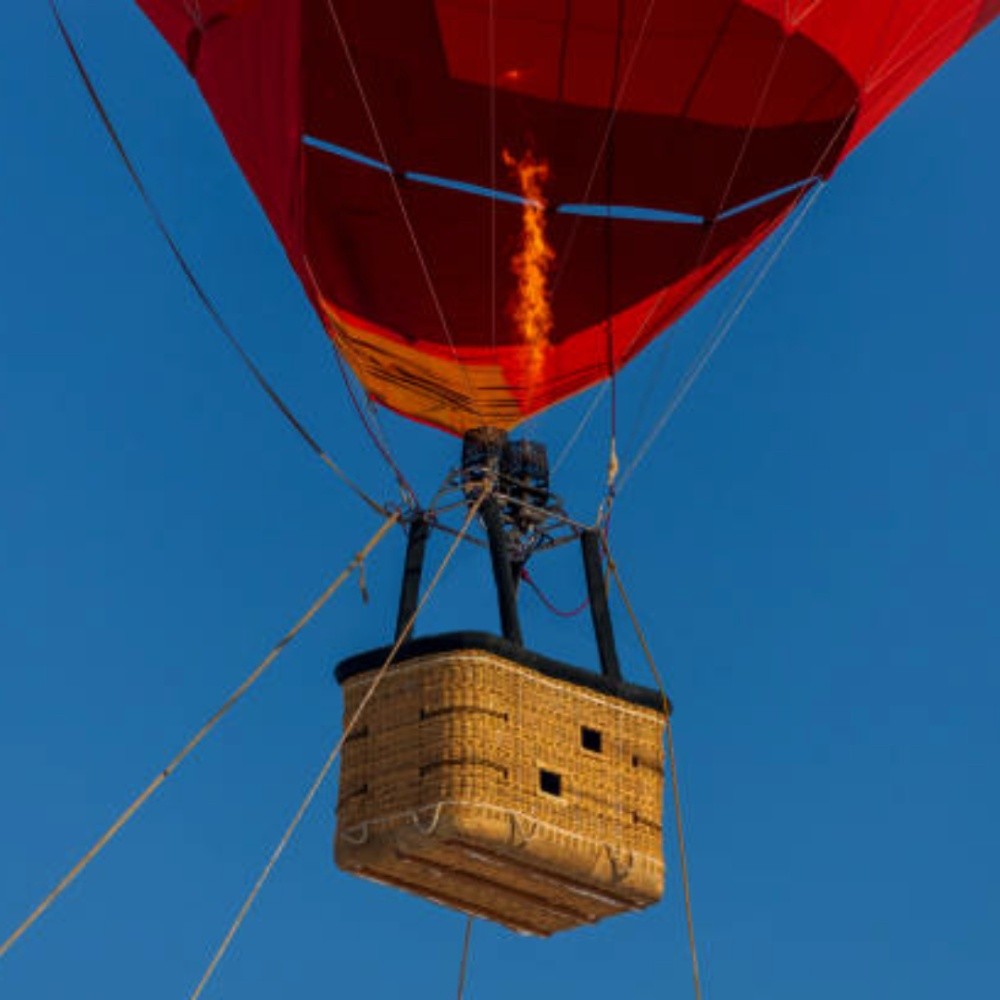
[135,0,998,433]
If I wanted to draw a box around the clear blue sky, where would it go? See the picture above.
[2,4,998,999]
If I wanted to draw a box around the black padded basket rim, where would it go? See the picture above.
[334,631,670,714]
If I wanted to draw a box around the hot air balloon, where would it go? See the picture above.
[65,0,1000,937]
[121,0,1000,937]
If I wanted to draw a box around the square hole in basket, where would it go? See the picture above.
[581,726,603,753]
[539,768,562,797]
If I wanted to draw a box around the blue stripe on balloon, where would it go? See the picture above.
[304,134,816,225]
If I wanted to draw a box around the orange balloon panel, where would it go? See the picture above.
[136,0,998,433]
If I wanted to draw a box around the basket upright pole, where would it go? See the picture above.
[395,515,430,642]
[481,493,524,646]
[581,528,623,683]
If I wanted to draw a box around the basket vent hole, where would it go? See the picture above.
[581,726,603,753]
[539,769,562,797]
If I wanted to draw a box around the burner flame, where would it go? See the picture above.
[502,148,554,391]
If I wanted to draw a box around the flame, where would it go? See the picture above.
[502,147,554,391]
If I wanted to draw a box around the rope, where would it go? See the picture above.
[319,0,483,421]
[48,1,388,519]
[550,0,660,297]
[328,342,417,508]
[0,512,400,964]
[664,713,702,1000]
[623,31,793,438]
[601,0,626,509]
[620,81,858,482]
[552,1,792,511]
[455,917,474,1000]
[601,539,703,1000]
[616,181,826,497]
[520,569,589,619]
[552,385,605,475]
[186,493,486,999]
[489,0,497,355]
[187,747,336,1000]
[702,38,791,256]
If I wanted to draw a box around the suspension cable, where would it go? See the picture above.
[616,88,859,504]
[0,512,400,964]
[186,493,486,999]
[328,342,418,508]
[488,0,497,355]
[552,385,606,475]
[550,0,660,297]
[601,537,703,1000]
[616,181,826,497]
[318,0,483,421]
[48,1,389,518]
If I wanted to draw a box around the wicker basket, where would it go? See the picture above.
[334,632,667,935]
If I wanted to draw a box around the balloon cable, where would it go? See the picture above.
[0,511,400,964]
[549,0,659,299]
[624,31,793,441]
[319,0,484,423]
[617,94,857,497]
[488,0,497,355]
[616,181,825,496]
[329,341,418,508]
[185,492,487,1000]
[552,385,605,475]
[601,536,704,1000]
[48,1,390,519]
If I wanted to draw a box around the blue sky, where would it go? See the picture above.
[1,4,998,999]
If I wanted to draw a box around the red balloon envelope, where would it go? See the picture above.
[136,0,998,434]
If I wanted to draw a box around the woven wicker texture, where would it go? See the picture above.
[335,646,667,935]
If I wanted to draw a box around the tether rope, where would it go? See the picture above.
[455,916,474,1000]
[601,538,703,1000]
[0,512,400,964]
[49,1,388,519]
[187,493,486,999]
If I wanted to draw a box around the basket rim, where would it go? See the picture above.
[333,631,670,714]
